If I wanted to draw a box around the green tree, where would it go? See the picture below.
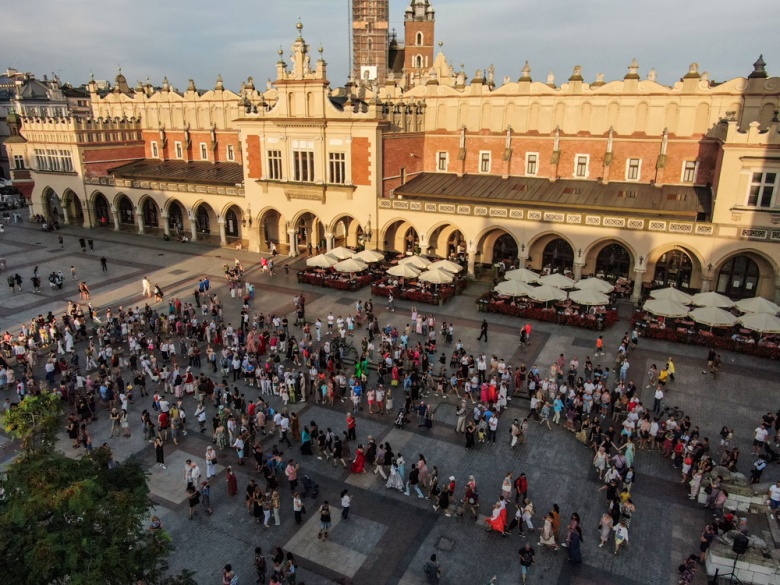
[2,390,63,454]
[0,451,195,585]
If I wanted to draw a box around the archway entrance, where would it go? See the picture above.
[542,238,574,275]
[259,208,284,253]
[717,255,760,299]
[332,216,362,248]
[43,189,63,224]
[296,212,326,252]
[492,233,518,265]
[168,201,186,236]
[224,206,241,239]
[383,220,419,254]
[117,195,135,227]
[595,243,631,281]
[62,190,84,226]
[142,199,159,229]
[653,249,694,290]
[194,203,218,242]
[428,225,465,259]
[94,193,111,227]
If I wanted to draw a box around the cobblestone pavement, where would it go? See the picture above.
[1,221,778,585]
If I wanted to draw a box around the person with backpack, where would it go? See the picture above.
[424,553,441,584]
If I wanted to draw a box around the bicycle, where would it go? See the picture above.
[659,403,683,420]
[333,337,356,359]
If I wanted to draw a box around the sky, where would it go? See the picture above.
[2,0,779,91]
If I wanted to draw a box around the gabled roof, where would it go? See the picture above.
[109,159,244,186]
[394,173,711,218]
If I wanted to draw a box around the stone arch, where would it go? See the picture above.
[164,198,187,235]
[329,214,363,248]
[664,103,679,133]
[41,187,63,223]
[221,203,244,240]
[759,102,777,128]
[583,237,638,280]
[257,206,287,253]
[580,102,592,133]
[192,200,218,239]
[526,232,576,274]
[427,222,465,258]
[91,191,112,227]
[634,102,649,134]
[712,249,778,300]
[647,243,706,291]
[607,102,620,128]
[381,217,419,254]
[61,189,84,226]
[292,210,326,253]
[115,193,136,226]
[694,103,710,135]
[137,195,160,229]
[475,226,519,267]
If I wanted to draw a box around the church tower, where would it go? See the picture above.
[351,0,389,85]
[403,0,435,80]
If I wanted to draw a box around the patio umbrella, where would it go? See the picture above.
[689,291,734,309]
[333,258,368,273]
[642,298,690,318]
[688,306,737,328]
[353,249,385,263]
[738,312,780,334]
[325,246,355,261]
[387,263,422,278]
[399,255,432,270]
[568,288,610,306]
[504,268,540,284]
[494,280,535,297]
[649,287,693,305]
[573,277,614,294]
[306,254,337,268]
[418,267,455,284]
[429,259,463,273]
[734,296,780,315]
[527,284,567,303]
[539,273,575,289]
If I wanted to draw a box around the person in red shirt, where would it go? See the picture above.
[158,410,170,441]
[346,413,357,442]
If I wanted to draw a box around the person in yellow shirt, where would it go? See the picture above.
[667,357,676,382]
[657,368,669,387]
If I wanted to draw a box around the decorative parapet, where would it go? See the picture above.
[85,176,244,196]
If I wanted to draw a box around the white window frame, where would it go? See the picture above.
[525,152,538,176]
[267,150,283,180]
[226,144,235,161]
[574,154,590,178]
[436,151,449,172]
[415,55,423,68]
[416,32,424,46]
[746,171,780,208]
[151,141,159,158]
[328,152,347,184]
[292,149,315,182]
[479,151,491,174]
[59,150,73,172]
[681,160,698,183]
[174,141,183,159]
[200,142,208,161]
[625,158,641,181]
[13,154,25,169]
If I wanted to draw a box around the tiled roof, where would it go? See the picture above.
[394,173,711,218]
[109,159,244,186]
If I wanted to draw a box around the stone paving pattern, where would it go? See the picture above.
[1,220,778,585]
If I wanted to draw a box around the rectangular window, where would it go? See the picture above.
[437,151,448,172]
[226,144,235,161]
[293,150,315,182]
[151,141,159,158]
[626,158,641,181]
[575,154,589,178]
[328,152,346,184]
[200,143,208,161]
[525,153,538,176]
[13,155,24,169]
[35,148,46,170]
[46,149,60,172]
[59,150,73,172]
[400,167,406,185]
[479,151,491,173]
[267,150,283,180]
[682,160,698,183]
[747,172,779,208]
[175,141,183,159]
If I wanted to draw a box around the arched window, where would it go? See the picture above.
[653,250,693,290]
[595,243,631,281]
[415,55,423,68]
[225,209,239,237]
[142,199,158,227]
[196,206,211,234]
[542,238,574,274]
[717,255,760,299]
[118,198,134,224]
[416,32,424,46]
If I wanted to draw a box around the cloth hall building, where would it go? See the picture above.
[4,1,780,303]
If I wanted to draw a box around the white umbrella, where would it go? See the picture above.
[333,258,368,273]
[418,267,455,284]
[494,280,535,297]
[568,288,610,306]
[643,298,690,318]
[527,284,567,303]
[539,273,575,289]
[429,259,463,273]
[504,268,540,284]
[734,296,780,315]
[689,306,737,328]
[325,246,355,261]
[649,287,693,305]
[306,254,337,268]
[689,291,734,309]
[738,312,780,333]
[387,263,422,278]
[573,277,614,294]
[353,249,385,263]
[399,255,432,270]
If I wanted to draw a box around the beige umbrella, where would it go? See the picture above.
[649,287,692,305]
[689,291,734,309]
[738,312,780,333]
[568,288,610,306]
[504,268,540,284]
[573,277,614,294]
[306,254,337,268]
[539,273,575,289]
[734,296,780,315]
[429,259,463,273]
[353,249,385,263]
[527,284,567,303]
[418,267,455,284]
[325,246,355,261]
[387,263,422,278]
[642,298,690,318]
[689,306,737,328]
[333,258,368,273]
[494,280,535,297]
[399,255,432,270]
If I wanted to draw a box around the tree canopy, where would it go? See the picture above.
[2,389,63,453]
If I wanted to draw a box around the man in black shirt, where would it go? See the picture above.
[518,543,535,584]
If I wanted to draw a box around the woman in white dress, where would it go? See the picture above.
[386,462,405,491]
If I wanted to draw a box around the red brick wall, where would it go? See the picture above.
[382,133,424,196]
[141,129,242,164]
[404,21,435,72]
[82,144,146,177]
[351,137,371,186]
[246,135,262,179]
